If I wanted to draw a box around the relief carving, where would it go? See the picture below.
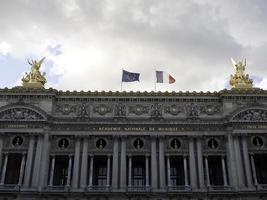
[151,103,162,118]
[57,104,76,115]
[129,104,149,115]
[0,108,45,121]
[165,104,184,115]
[186,103,199,118]
[114,103,126,117]
[93,104,112,115]
[232,109,267,121]
[77,104,90,118]
[200,104,221,115]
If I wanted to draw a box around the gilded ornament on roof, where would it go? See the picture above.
[21,57,47,88]
[229,58,253,89]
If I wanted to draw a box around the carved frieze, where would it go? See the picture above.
[151,103,162,118]
[0,107,45,121]
[200,104,221,115]
[165,104,184,115]
[129,104,149,115]
[232,109,267,121]
[76,104,90,118]
[56,104,76,115]
[114,103,126,117]
[93,104,112,116]
[186,103,200,118]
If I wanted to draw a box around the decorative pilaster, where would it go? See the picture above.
[183,155,189,186]
[196,138,204,189]
[112,137,119,189]
[159,138,166,189]
[107,155,111,187]
[128,154,132,187]
[204,155,210,187]
[221,155,228,186]
[145,154,149,187]
[120,138,127,189]
[32,135,43,187]
[38,132,50,189]
[189,138,197,189]
[151,137,158,189]
[166,155,171,187]
[0,136,4,178]
[226,134,238,189]
[88,155,94,187]
[0,153,8,185]
[66,155,73,187]
[250,154,258,186]
[72,138,81,188]
[242,136,253,188]
[233,136,245,187]
[18,153,26,186]
[80,138,88,188]
[48,155,55,186]
[23,135,35,187]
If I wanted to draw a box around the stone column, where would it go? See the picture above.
[38,132,50,190]
[88,155,94,187]
[145,154,149,187]
[242,136,253,188]
[150,137,158,189]
[120,138,127,189]
[159,138,166,189]
[221,155,228,186]
[112,137,119,189]
[204,155,210,187]
[66,155,73,187]
[80,138,88,188]
[0,153,8,185]
[183,155,189,186]
[107,155,111,187]
[18,153,26,186]
[189,138,197,189]
[48,155,55,186]
[226,133,238,189]
[166,155,171,187]
[128,155,132,187]
[23,135,35,187]
[196,138,204,189]
[0,136,4,177]
[31,135,43,187]
[250,154,258,186]
[233,136,245,187]
[72,138,81,188]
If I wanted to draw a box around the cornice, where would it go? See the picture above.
[1,87,267,98]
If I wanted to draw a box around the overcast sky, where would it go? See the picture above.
[0,0,267,92]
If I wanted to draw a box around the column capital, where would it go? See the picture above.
[89,154,94,157]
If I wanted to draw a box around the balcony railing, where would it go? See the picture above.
[167,185,192,192]
[87,185,111,192]
[127,186,151,192]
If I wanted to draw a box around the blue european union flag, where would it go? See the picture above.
[122,70,140,82]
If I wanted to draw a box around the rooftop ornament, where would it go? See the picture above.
[21,57,47,88]
[230,58,253,89]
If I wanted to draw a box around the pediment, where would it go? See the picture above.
[231,107,267,122]
[0,105,47,121]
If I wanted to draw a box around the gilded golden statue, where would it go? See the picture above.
[22,57,47,88]
[229,58,253,89]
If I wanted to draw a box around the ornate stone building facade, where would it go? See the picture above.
[0,87,266,200]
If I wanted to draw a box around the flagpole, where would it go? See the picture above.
[154,68,156,92]
[121,68,123,91]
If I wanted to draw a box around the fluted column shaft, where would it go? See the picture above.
[23,135,35,187]
[72,138,81,188]
[189,138,197,189]
[112,137,119,189]
[80,138,88,188]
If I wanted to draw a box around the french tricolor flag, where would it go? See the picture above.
[156,71,175,84]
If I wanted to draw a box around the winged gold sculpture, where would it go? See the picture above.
[229,58,253,89]
[21,57,47,88]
